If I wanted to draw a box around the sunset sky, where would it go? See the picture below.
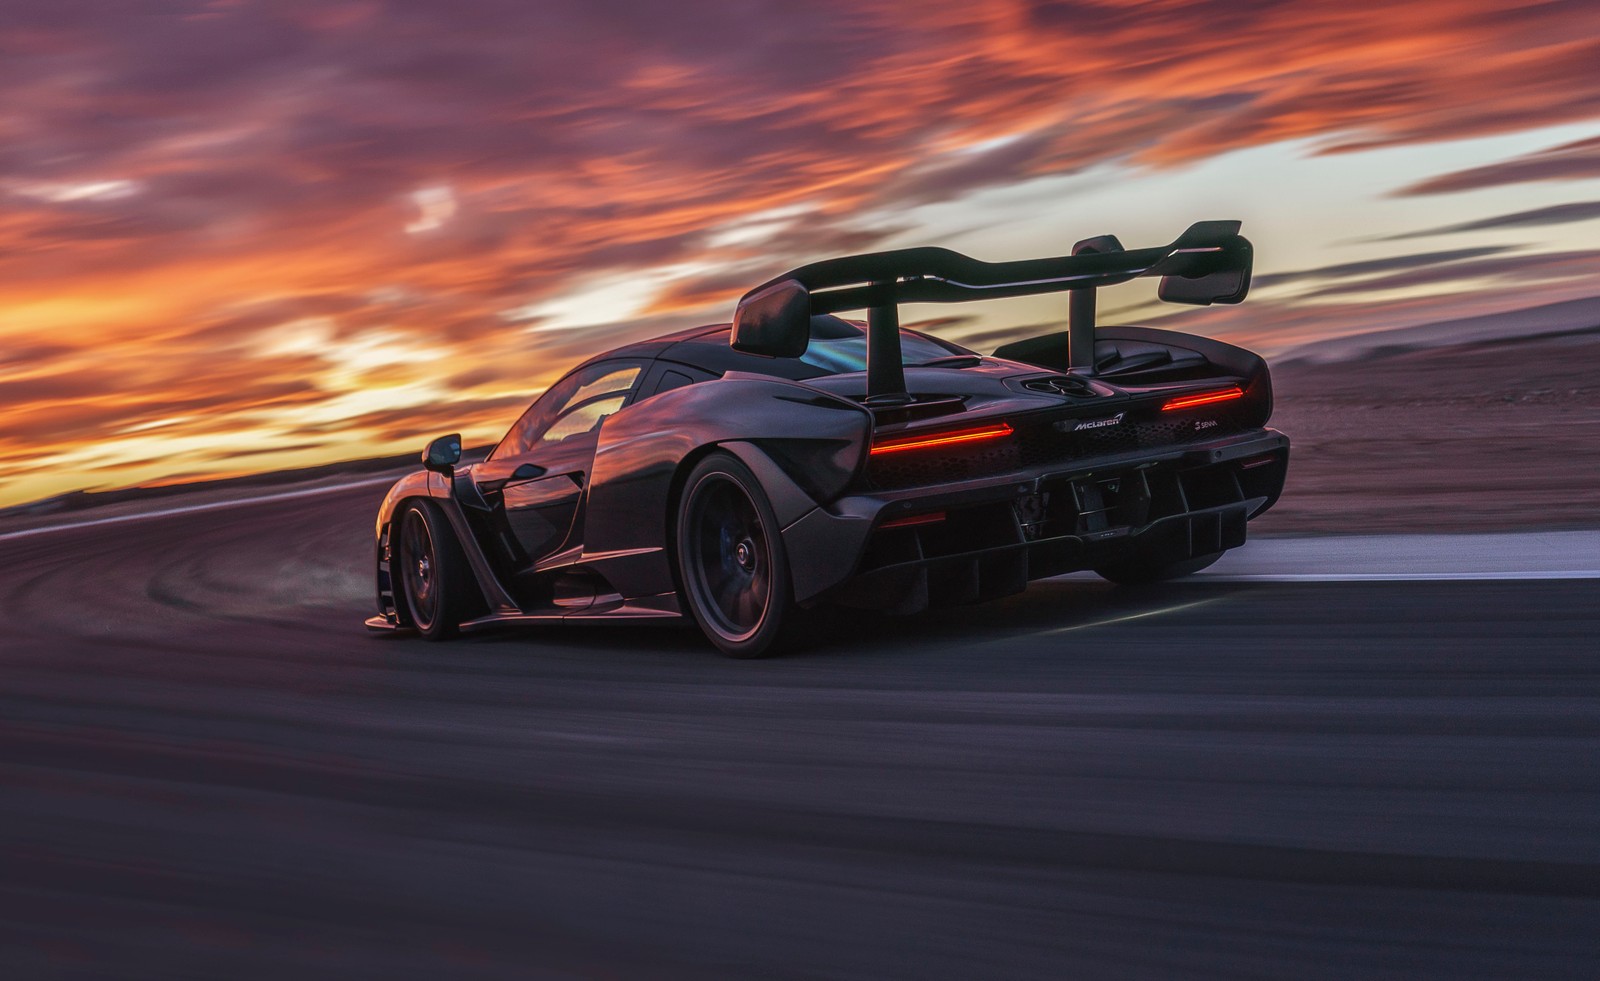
[4,0,1600,507]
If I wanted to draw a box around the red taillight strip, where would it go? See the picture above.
[869,422,1014,456]
[1161,386,1244,412]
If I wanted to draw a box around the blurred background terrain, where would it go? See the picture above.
[3,0,1600,524]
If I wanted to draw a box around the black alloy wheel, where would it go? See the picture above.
[396,500,475,639]
[677,453,799,658]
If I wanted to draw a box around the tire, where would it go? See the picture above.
[1095,549,1224,586]
[395,500,477,639]
[675,452,801,658]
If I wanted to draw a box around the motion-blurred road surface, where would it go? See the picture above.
[2,484,1597,979]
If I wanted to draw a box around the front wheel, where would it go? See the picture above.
[676,453,801,658]
[1095,549,1224,586]
[395,500,477,639]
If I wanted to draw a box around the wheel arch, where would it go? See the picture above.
[663,436,821,556]
[373,471,447,625]
[671,449,801,657]
[581,375,872,601]
[663,442,724,560]
[374,471,517,624]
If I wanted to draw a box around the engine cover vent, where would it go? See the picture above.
[1023,375,1097,398]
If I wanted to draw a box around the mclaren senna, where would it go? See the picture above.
[366,220,1290,656]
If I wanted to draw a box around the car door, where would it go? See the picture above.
[474,360,646,567]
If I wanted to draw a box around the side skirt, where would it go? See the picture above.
[457,591,683,633]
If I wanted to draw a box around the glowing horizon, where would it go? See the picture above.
[5,0,1600,508]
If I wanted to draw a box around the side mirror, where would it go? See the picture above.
[1158,236,1253,306]
[732,279,811,358]
[422,433,462,474]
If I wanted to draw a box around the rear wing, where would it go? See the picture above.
[731,220,1252,401]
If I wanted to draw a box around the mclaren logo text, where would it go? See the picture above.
[1063,412,1125,432]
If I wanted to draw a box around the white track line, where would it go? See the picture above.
[1201,530,1600,583]
[1041,597,1224,633]
[0,474,400,543]
[1198,570,1600,582]
[1051,530,1600,583]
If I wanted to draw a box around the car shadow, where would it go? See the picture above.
[791,577,1256,660]
[372,577,1265,667]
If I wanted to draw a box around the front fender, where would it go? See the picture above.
[375,469,450,540]
[374,467,519,618]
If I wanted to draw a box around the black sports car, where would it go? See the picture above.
[366,220,1289,656]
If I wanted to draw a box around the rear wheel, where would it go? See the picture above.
[676,453,800,658]
[396,500,476,639]
[1095,549,1224,586]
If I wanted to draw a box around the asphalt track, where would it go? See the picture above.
[2,482,1597,979]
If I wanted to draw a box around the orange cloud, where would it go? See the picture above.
[4,0,1600,506]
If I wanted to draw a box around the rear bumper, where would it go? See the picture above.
[785,427,1288,610]
[835,499,1255,612]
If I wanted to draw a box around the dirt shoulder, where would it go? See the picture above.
[1252,330,1600,535]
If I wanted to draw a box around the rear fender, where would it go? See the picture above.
[717,440,818,528]
[669,439,871,605]
[995,325,1273,424]
[582,375,872,599]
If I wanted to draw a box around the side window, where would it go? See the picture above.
[637,363,718,404]
[542,391,628,443]
[492,361,643,460]
[656,370,698,395]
